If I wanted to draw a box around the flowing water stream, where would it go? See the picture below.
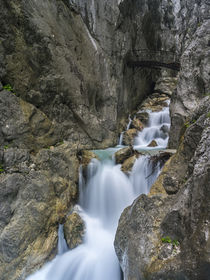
[27,104,170,280]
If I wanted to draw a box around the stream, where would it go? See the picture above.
[27,103,170,280]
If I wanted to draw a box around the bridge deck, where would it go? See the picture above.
[126,50,180,71]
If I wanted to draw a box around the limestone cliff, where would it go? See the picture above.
[114,0,210,279]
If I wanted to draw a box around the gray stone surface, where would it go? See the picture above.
[169,0,210,148]
[0,143,79,280]
[115,98,210,279]
[115,147,134,164]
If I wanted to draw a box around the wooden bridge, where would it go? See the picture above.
[126,49,180,71]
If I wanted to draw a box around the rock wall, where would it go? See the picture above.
[169,0,210,148]
[115,98,210,279]
[114,1,210,279]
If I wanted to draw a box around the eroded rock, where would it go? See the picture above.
[123,129,138,146]
[63,213,84,250]
[115,147,134,164]
[148,140,158,147]
[121,155,137,174]
[130,118,144,131]
[135,112,149,125]
[154,76,178,96]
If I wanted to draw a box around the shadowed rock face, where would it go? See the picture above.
[0,0,180,149]
[0,0,118,149]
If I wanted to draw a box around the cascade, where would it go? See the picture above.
[118,115,132,146]
[27,103,170,280]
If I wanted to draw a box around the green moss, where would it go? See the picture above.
[3,84,16,95]
[3,84,13,91]
[184,121,190,128]
[172,240,180,247]
[0,164,4,173]
[206,112,210,118]
[161,236,179,247]
[161,236,172,243]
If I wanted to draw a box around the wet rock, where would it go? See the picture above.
[79,150,98,168]
[63,213,84,250]
[130,118,144,131]
[148,140,158,147]
[79,150,99,181]
[123,129,138,146]
[135,112,149,125]
[161,124,169,134]
[121,155,137,174]
[115,147,134,164]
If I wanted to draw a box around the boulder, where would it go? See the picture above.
[148,140,158,147]
[115,147,134,164]
[135,112,149,125]
[160,124,170,134]
[130,118,144,131]
[123,129,138,146]
[63,213,85,250]
[121,155,137,173]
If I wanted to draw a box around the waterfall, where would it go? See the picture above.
[27,104,170,280]
[134,106,170,149]
[57,225,68,255]
[118,115,132,146]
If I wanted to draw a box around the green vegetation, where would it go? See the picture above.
[184,121,190,128]
[161,236,179,247]
[161,236,172,243]
[3,84,13,91]
[3,84,16,95]
[184,119,197,128]
[172,239,180,247]
[0,164,4,173]
[4,145,9,149]
[206,112,210,118]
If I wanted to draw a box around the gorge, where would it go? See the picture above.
[0,0,209,279]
